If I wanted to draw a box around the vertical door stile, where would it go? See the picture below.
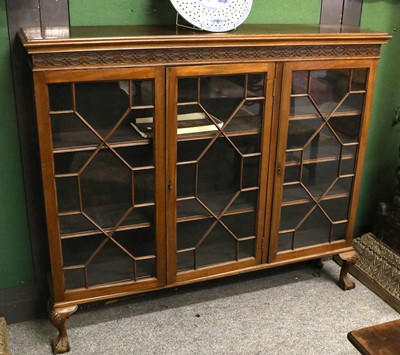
[34,70,66,302]
[166,67,179,285]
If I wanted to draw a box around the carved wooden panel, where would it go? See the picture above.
[354,233,400,300]
[32,44,381,69]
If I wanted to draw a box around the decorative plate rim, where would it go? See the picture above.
[170,0,253,32]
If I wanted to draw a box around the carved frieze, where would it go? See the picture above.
[32,44,381,69]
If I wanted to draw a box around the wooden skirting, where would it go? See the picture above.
[0,318,10,355]
[349,233,400,313]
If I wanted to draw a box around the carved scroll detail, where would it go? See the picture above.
[49,304,78,354]
[32,44,381,69]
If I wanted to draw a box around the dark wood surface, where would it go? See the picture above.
[348,319,400,355]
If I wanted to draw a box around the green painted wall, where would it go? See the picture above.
[0,0,34,289]
[69,0,321,26]
[357,1,400,227]
[1,0,399,290]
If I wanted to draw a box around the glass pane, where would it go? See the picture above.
[64,268,85,290]
[49,83,73,111]
[132,80,154,106]
[309,70,350,113]
[80,149,132,229]
[134,169,154,204]
[279,202,314,231]
[176,198,210,220]
[115,145,153,169]
[242,156,260,188]
[294,207,331,248]
[196,224,236,268]
[56,177,80,213]
[238,239,255,259]
[227,100,263,133]
[54,151,92,175]
[177,164,196,198]
[59,213,97,236]
[303,125,341,161]
[282,184,310,203]
[122,205,154,226]
[178,77,198,103]
[222,213,256,239]
[136,258,156,279]
[340,145,358,176]
[351,69,367,91]
[278,232,294,252]
[177,251,194,272]
[330,115,362,143]
[75,81,129,139]
[114,228,155,258]
[331,223,347,241]
[177,219,214,250]
[320,197,350,222]
[197,138,241,211]
[287,118,323,149]
[177,139,211,163]
[228,190,258,212]
[62,233,106,267]
[329,176,353,195]
[301,160,340,199]
[284,164,301,184]
[291,71,309,94]
[247,74,265,98]
[51,113,100,149]
[200,76,244,121]
[231,135,261,155]
[290,97,319,117]
[86,239,134,286]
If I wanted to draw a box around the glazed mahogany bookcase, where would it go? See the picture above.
[19,24,390,353]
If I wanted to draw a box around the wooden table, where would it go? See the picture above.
[348,319,400,355]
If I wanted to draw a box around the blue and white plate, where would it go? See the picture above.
[171,0,253,32]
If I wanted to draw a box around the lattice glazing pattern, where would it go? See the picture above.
[175,73,265,271]
[278,68,367,251]
[48,80,157,289]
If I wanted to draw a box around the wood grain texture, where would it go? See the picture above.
[348,319,400,355]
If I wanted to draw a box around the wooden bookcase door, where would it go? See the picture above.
[166,63,276,283]
[33,67,167,303]
[268,59,378,263]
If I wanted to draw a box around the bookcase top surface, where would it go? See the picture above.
[19,24,390,51]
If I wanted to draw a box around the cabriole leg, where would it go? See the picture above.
[49,304,78,354]
[338,251,358,290]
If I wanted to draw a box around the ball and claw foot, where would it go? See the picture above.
[339,251,358,290]
[49,304,78,354]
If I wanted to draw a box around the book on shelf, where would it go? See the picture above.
[130,112,223,138]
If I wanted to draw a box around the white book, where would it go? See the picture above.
[131,112,223,138]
